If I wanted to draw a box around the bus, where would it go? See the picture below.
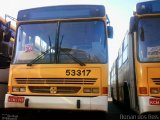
[0,16,15,108]
[110,0,160,114]
[4,5,113,113]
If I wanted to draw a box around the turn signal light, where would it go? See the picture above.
[102,87,108,94]
[139,87,147,94]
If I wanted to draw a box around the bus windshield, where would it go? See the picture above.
[13,20,107,64]
[138,17,160,62]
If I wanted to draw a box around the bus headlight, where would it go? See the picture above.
[92,88,99,93]
[83,88,92,93]
[150,88,159,94]
[83,88,99,93]
[12,87,20,92]
[12,87,26,92]
[20,87,26,92]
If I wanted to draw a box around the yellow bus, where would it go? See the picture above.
[0,16,15,108]
[5,5,113,112]
[110,0,160,114]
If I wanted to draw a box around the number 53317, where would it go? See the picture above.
[66,69,91,76]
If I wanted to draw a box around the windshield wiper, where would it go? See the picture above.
[58,35,85,66]
[60,48,86,66]
[27,47,54,66]
[61,49,86,66]
[27,22,85,66]
[27,36,54,66]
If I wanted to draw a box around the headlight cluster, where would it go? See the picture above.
[12,87,26,92]
[83,88,99,93]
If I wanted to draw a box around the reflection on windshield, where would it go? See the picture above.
[138,17,160,62]
[14,20,107,64]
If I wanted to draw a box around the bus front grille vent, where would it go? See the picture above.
[28,86,81,94]
[152,78,160,85]
[15,78,97,85]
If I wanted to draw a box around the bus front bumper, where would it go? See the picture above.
[138,96,160,114]
[5,94,108,112]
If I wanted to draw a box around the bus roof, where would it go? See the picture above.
[136,0,160,15]
[17,5,105,21]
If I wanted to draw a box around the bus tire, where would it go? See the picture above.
[123,83,130,109]
[111,87,116,104]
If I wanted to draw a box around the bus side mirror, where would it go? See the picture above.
[129,17,138,33]
[107,26,113,39]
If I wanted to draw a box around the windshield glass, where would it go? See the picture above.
[13,20,107,64]
[138,17,160,62]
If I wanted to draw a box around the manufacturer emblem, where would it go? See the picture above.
[50,87,57,94]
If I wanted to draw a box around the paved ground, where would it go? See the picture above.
[0,102,135,120]
[1,109,107,120]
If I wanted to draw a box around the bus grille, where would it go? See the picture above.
[152,78,160,85]
[15,78,97,85]
[28,86,81,94]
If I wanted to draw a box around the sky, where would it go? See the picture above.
[0,0,147,70]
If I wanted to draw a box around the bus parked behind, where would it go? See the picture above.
[0,16,15,108]
[110,0,160,114]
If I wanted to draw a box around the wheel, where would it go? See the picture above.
[123,83,130,109]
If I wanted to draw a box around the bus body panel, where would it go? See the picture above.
[135,63,160,96]
[5,94,108,112]
[6,64,108,111]
[139,96,160,113]
[127,33,139,111]
[7,64,108,95]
